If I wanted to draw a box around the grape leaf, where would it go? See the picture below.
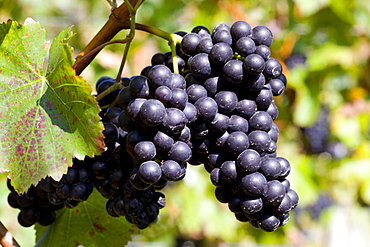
[35,189,139,247]
[0,18,105,193]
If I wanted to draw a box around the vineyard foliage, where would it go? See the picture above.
[0,0,370,246]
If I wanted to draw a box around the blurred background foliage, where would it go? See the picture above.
[0,0,370,246]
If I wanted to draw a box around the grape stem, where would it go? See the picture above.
[0,221,20,247]
[134,23,183,73]
[72,38,131,71]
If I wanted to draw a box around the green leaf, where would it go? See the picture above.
[0,18,105,193]
[35,189,139,247]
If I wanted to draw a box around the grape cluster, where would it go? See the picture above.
[302,106,330,154]
[6,159,94,227]
[156,21,298,232]
[6,20,299,232]
[7,179,63,227]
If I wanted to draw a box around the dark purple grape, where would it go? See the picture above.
[162,108,187,135]
[276,157,291,178]
[209,42,233,67]
[188,53,212,79]
[228,197,242,213]
[255,87,273,110]
[127,98,146,122]
[183,102,198,124]
[235,37,255,57]
[266,101,279,120]
[259,157,281,180]
[220,160,238,182]
[8,191,21,208]
[168,141,192,164]
[212,30,232,45]
[139,99,166,127]
[117,87,133,110]
[273,194,292,215]
[134,141,156,161]
[223,59,244,84]
[151,53,166,66]
[240,197,263,214]
[18,208,40,227]
[210,168,227,186]
[155,86,172,104]
[138,161,162,184]
[169,88,188,110]
[210,113,230,134]
[255,45,271,60]
[287,189,299,209]
[214,131,229,149]
[214,187,232,203]
[195,97,218,121]
[169,73,186,90]
[197,37,213,54]
[192,25,211,36]
[236,99,257,119]
[251,26,273,46]
[181,33,202,55]
[237,149,261,173]
[243,73,265,92]
[269,78,285,96]
[241,172,267,196]
[268,123,279,142]
[16,193,34,208]
[161,160,182,181]
[70,183,93,202]
[187,84,208,104]
[228,115,249,133]
[140,66,152,77]
[129,75,150,98]
[153,131,174,153]
[264,58,282,79]
[230,20,252,41]
[257,214,280,232]
[263,180,285,205]
[212,23,230,34]
[204,77,222,97]
[215,91,238,114]
[55,184,70,199]
[243,54,265,75]
[148,65,172,88]
[225,131,249,155]
[179,126,191,142]
[249,111,273,132]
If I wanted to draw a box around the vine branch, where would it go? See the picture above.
[74,0,141,75]
[0,221,20,247]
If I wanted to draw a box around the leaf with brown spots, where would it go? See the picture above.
[0,18,105,193]
[35,190,139,247]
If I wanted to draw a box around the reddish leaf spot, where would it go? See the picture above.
[93,223,106,233]
[75,209,80,213]
[73,240,80,247]
[89,229,94,237]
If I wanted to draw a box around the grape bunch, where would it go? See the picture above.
[6,20,299,232]
[6,159,95,227]
[7,179,63,227]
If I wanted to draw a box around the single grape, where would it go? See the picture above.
[251,25,273,46]
[243,54,265,75]
[188,53,212,79]
[138,161,162,184]
[209,42,233,67]
[139,99,166,127]
[237,149,261,173]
